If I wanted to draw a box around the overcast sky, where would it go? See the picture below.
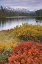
[0,0,42,10]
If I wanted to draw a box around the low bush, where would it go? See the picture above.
[0,42,16,64]
[14,23,42,42]
[0,48,12,64]
[8,40,42,64]
[0,42,16,50]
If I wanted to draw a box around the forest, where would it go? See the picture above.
[0,6,42,18]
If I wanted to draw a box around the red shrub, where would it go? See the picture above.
[8,41,42,64]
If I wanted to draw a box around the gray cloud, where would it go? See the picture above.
[0,0,42,10]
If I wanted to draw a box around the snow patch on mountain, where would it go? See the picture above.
[5,6,30,13]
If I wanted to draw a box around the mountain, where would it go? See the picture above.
[0,6,36,17]
[5,6,30,13]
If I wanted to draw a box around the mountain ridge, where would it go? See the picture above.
[5,6,31,13]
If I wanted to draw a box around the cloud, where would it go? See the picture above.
[0,0,42,10]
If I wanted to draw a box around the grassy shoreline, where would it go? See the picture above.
[0,23,42,43]
[0,16,42,19]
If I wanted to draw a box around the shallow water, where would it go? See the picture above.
[0,17,42,31]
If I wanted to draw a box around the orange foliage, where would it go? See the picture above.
[8,41,42,64]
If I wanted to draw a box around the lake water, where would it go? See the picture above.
[0,17,42,31]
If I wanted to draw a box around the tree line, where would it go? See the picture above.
[0,6,42,18]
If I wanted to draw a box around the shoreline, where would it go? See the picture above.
[0,16,42,19]
[0,23,42,32]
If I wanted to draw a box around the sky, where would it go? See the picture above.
[0,0,42,10]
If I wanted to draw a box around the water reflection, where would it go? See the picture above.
[0,17,42,31]
[35,17,42,25]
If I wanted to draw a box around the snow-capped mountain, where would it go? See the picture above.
[5,6,30,13]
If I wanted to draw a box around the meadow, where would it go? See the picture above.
[0,23,42,64]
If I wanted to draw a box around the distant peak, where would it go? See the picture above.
[5,6,30,13]
[10,6,28,9]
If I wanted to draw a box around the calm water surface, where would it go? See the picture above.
[0,17,42,31]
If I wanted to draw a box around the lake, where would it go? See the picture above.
[0,17,42,31]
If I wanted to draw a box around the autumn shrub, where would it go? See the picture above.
[0,48,12,64]
[8,40,42,64]
[14,23,42,42]
[0,42,16,50]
